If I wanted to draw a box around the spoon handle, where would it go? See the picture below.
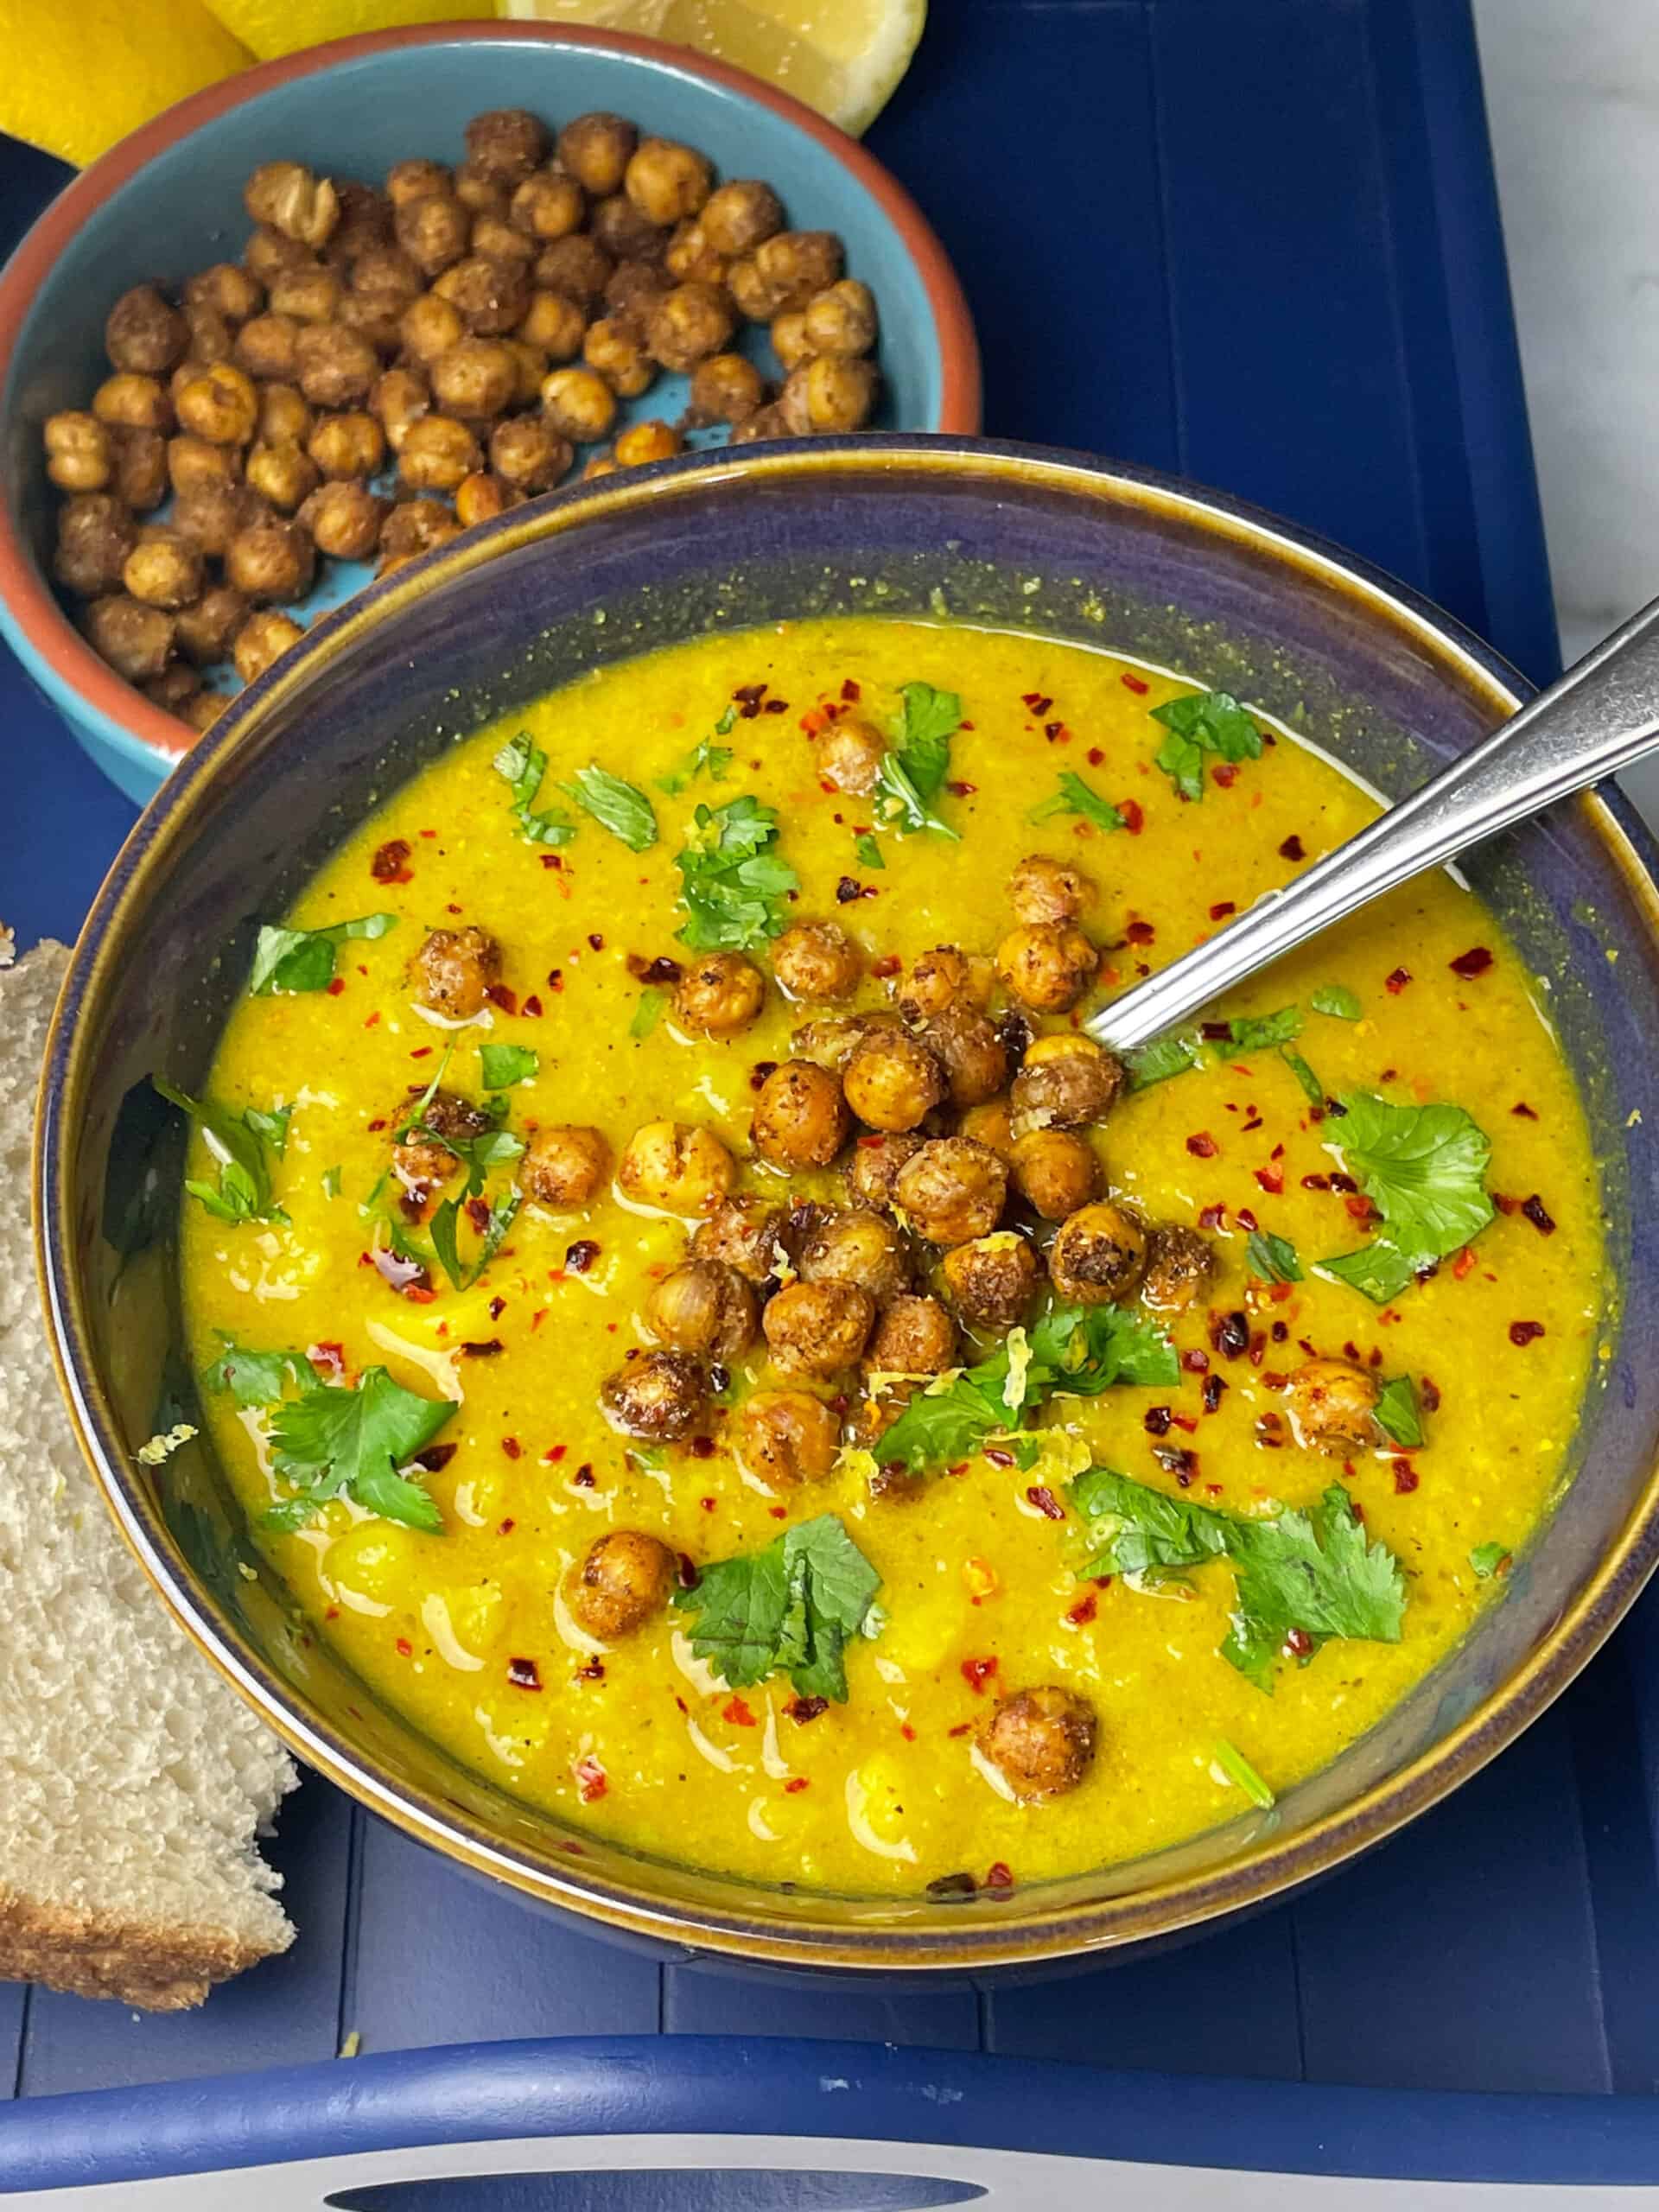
[1085,592,1659,1054]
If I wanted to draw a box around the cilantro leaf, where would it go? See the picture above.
[401,1116,524,1200]
[1226,1007,1302,1052]
[202,1332,316,1407]
[1028,771,1125,835]
[1027,1301,1179,1395]
[1148,690,1263,801]
[871,1373,1004,1479]
[248,913,397,996]
[853,832,885,870]
[1213,1738,1275,1809]
[630,987,667,1039]
[244,1103,291,1156]
[154,1078,286,1224]
[1070,1470,1406,1692]
[479,1043,537,1090]
[430,1187,520,1291]
[268,1364,455,1534]
[1127,1031,1204,1090]
[874,750,959,841]
[321,1165,342,1198]
[672,1513,881,1701]
[1281,1048,1325,1107]
[872,681,963,840]
[493,734,577,848]
[560,763,658,851]
[1470,1541,1510,1580]
[1246,1229,1302,1283]
[673,795,800,950]
[1317,1092,1493,1303]
[657,726,735,796]
[1374,1375,1423,1448]
[1312,984,1362,1020]
[1315,1242,1421,1305]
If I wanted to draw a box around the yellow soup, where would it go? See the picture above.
[180,617,1603,1898]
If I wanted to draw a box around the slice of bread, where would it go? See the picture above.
[0,931,296,2010]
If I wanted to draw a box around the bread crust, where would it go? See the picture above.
[0,1885,283,2010]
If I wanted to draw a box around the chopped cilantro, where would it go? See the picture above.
[248,912,397,996]
[873,680,962,839]
[1246,1229,1302,1283]
[1317,1092,1493,1304]
[402,1116,523,1200]
[1148,690,1263,801]
[244,1103,291,1156]
[202,1332,315,1408]
[657,715,735,796]
[1028,771,1125,835]
[154,1078,287,1225]
[479,1043,537,1090]
[630,987,667,1039]
[1374,1375,1424,1448]
[321,1165,342,1199]
[1226,1007,1302,1052]
[1213,1738,1275,1809]
[673,794,800,950]
[1312,984,1363,1020]
[1127,1031,1204,1090]
[853,832,886,870]
[1281,1047,1325,1107]
[560,762,658,851]
[493,734,577,848]
[1070,1468,1406,1691]
[1470,1541,1511,1580]
[430,1187,521,1291]
[672,1513,881,1701]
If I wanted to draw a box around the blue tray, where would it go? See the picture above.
[10,0,1659,2175]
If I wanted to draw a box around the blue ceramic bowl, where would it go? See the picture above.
[37,438,1659,1974]
[0,25,978,806]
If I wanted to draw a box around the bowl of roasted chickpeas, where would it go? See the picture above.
[0,22,978,803]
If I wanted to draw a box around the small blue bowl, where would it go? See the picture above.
[0,24,978,805]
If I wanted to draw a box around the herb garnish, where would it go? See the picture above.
[1316,1092,1494,1304]
[479,1043,537,1090]
[1373,1375,1424,1448]
[853,832,886,870]
[1213,1738,1275,1808]
[657,706,736,796]
[672,1513,882,1701]
[1246,1229,1302,1283]
[1148,690,1263,801]
[1470,1541,1510,1580]
[155,1079,288,1225]
[1225,1007,1302,1052]
[249,913,397,996]
[1311,984,1363,1020]
[429,1187,521,1292]
[1069,1469,1406,1691]
[1127,1032,1204,1090]
[560,763,658,852]
[630,987,667,1038]
[1281,1048,1325,1107]
[873,681,962,840]
[1028,771,1125,835]
[673,794,800,950]
[493,734,577,847]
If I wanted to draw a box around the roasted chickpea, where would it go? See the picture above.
[175,583,250,664]
[386,158,450,210]
[866,1294,957,1377]
[351,244,424,308]
[1141,1224,1215,1313]
[378,497,459,570]
[92,372,173,435]
[663,217,727,288]
[243,439,320,513]
[536,231,613,305]
[769,308,815,373]
[995,921,1099,1014]
[465,107,548,186]
[728,254,787,323]
[782,353,880,434]
[557,111,637,197]
[413,924,501,1019]
[397,415,482,493]
[753,229,842,313]
[848,1131,923,1213]
[612,419,682,468]
[399,292,465,367]
[53,493,137,596]
[1009,851,1097,926]
[162,437,232,507]
[84,594,175,681]
[624,136,712,227]
[245,161,339,247]
[483,416,567,493]
[503,338,550,405]
[244,225,316,286]
[268,264,343,324]
[646,281,734,372]
[1049,1201,1148,1305]
[122,525,203,610]
[804,278,877,358]
[448,156,505,217]
[511,168,585,241]
[691,1195,787,1283]
[617,1120,736,1217]
[590,192,666,264]
[791,1014,893,1076]
[371,365,431,452]
[646,1260,758,1361]
[235,311,302,382]
[842,1029,945,1134]
[294,323,378,409]
[582,316,655,397]
[109,427,168,512]
[173,360,257,445]
[673,951,766,1038]
[702,178,784,259]
[430,336,518,418]
[540,364,617,443]
[518,289,588,359]
[255,382,311,446]
[105,284,188,374]
[519,1123,611,1208]
[727,400,791,447]
[395,192,471,278]
[894,945,982,1024]
[752,1060,851,1171]
[943,1231,1042,1333]
[1012,1129,1099,1220]
[187,262,263,324]
[689,352,766,426]
[296,478,382,560]
[180,689,231,734]
[44,410,112,493]
[567,1529,676,1638]
[815,713,886,796]
[340,285,408,352]
[142,663,204,717]
[798,1208,911,1301]
[224,514,314,603]
[733,1390,840,1490]
[433,253,530,335]
[1286,1359,1382,1455]
[470,214,537,269]
[182,302,234,365]
[232,607,306,684]
[919,1004,1008,1109]
[454,470,524,529]
[893,1137,1007,1246]
[300,410,380,481]
[329,181,393,264]
[772,920,860,1002]
[601,1351,710,1443]
[1010,1033,1125,1134]
[957,1098,1016,1160]
[980,1687,1097,1801]
[763,1280,875,1379]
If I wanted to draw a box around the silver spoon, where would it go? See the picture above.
[1084,593,1659,1055]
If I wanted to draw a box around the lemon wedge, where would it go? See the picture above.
[497,0,926,137]
[204,0,493,60]
[0,0,251,168]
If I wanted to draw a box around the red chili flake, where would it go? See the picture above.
[563,1239,601,1274]
[1125,918,1156,946]
[763,696,788,715]
[1185,1131,1218,1158]
[947,779,978,797]
[1344,1194,1379,1224]
[546,969,563,991]
[571,1463,596,1488]
[1284,1628,1314,1658]
[1393,1463,1420,1494]
[960,1656,999,1695]
[871,953,902,978]
[1198,1203,1226,1231]
[1208,900,1236,920]
[1384,967,1412,995]
[1153,1445,1198,1486]
[981,1447,1016,1471]
[1511,1101,1538,1120]
[1212,1310,1250,1359]
[395,1637,413,1658]
[1057,1586,1098,1631]
[1452,1247,1478,1281]
[841,677,861,701]
[460,1338,505,1359]
[573,1755,607,1802]
[676,1552,699,1589]
[1181,1348,1211,1375]
[1450,946,1494,979]
[835,875,861,904]
[1143,1405,1173,1437]
[1510,1319,1546,1346]
[1521,1194,1556,1236]
[1328,1172,1358,1195]
[1087,746,1105,766]
[689,1435,715,1461]
[410,1447,454,1481]
[721,1696,758,1726]
[327,976,346,996]
[371,837,413,883]
[540,855,561,871]
[1025,1484,1065,1521]
[1253,1166,1284,1195]
[783,1776,810,1794]
[463,1196,490,1236]
[1120,671,1149,695]
[499,1435,522,1461]
[787,1695,830,1724]
[1300,1173,1330,1192]
[1278,834,1306,861]
[1118,798,1144,836]
[1203,1375,1226,1414]
[733,682,767,715]
[508,1656,542,1691]
[1211,764,1237,789]
[369,1246,429,1296]
[575,1659,605,1682]
[308,1339,346,1377]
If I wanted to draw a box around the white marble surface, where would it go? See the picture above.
[1473,0,1659,822]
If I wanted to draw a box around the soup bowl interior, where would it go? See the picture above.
[38,438,1659,1972]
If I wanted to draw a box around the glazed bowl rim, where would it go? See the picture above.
[35,435,1659,1970]
[0,19,982,779]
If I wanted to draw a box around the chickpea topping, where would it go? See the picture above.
[919,1003,1008,1109]
[557,112,638,198]
[664,216,727,287]
[798,1208,911,1301]
[942,1231,1042,1333]
[753,228,843,312]
[452,158,506,216]
[536,231,613,305]
[590,192,665,264]
[646,1260,758,1361]
[626,137,713,226]
[540,364,618,443]
[372,365,432,453]
[471,213,537,268]
[618,1120,736,1217]
[733,1390,840,1491]
[307,410,385,480]
[105,284,188,374]
[244,225,316,285]
[465,108,550,187]
[175,360,259,445]
[701,178,784,258]
[378,498,459,571]
[54,493,137,596]
[752,1060,851,1171]
[764,1280,876,1379]
[490,415,571,491]
[1009,1033,1125,1134]
[235,311,302,382]
[957,1097,1015,1160]
[842,1029,945,1134]
[186,263,264,324]
[396,193,472,277]
[1141,1224,1216,1313]
[1009,852,1097,925]
[400,292,467,365]
[225,514,315,603]
[352,245,424,308]
[257,383,313,445]
[267,264,343,324]
[601,1350,708,1443]
[397,414,482,493]
[84,594,175,680]
[673,951,766,1037]
[995,921,1099,1014]
[567,1529,676,1640]
[244,438,321,513]
[865,1294,957,1376]
[432,253,531,335]
[92,372,173,434]
[690,1195,787,1283]
[893,1137,1007,1246]
[519,1124,612,1208]
[727,401,791,448]
[44,411,112,493]
[689,352,766,426]
[232,607,307,685]
[815,714,886,796]
[1048,1201,1149,1306]
[245,161,340,248]
[770,308,815,373]
[612,419,682,468]
[512,168,586,241]
[804,278,878,358]
[182,301,233,365]
[848,1131,923,1212]
[413,924,501,1020]
[583,315,656,398]
[647,280,735,372]
[518,289,588,359]
[454,470,524,529]
[980,1687,1097,1801]
[771,920,860,1002]
[122,525,204,609]
[143,664,204,717]
[1012,1129,1101,1220]
[781,353,879,434]
[110,426,168,511]
[298,480,385,559]
[175,584,250,664]
[1287,1359,1382,1455]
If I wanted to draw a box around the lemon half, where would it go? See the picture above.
[0,0,251,168]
